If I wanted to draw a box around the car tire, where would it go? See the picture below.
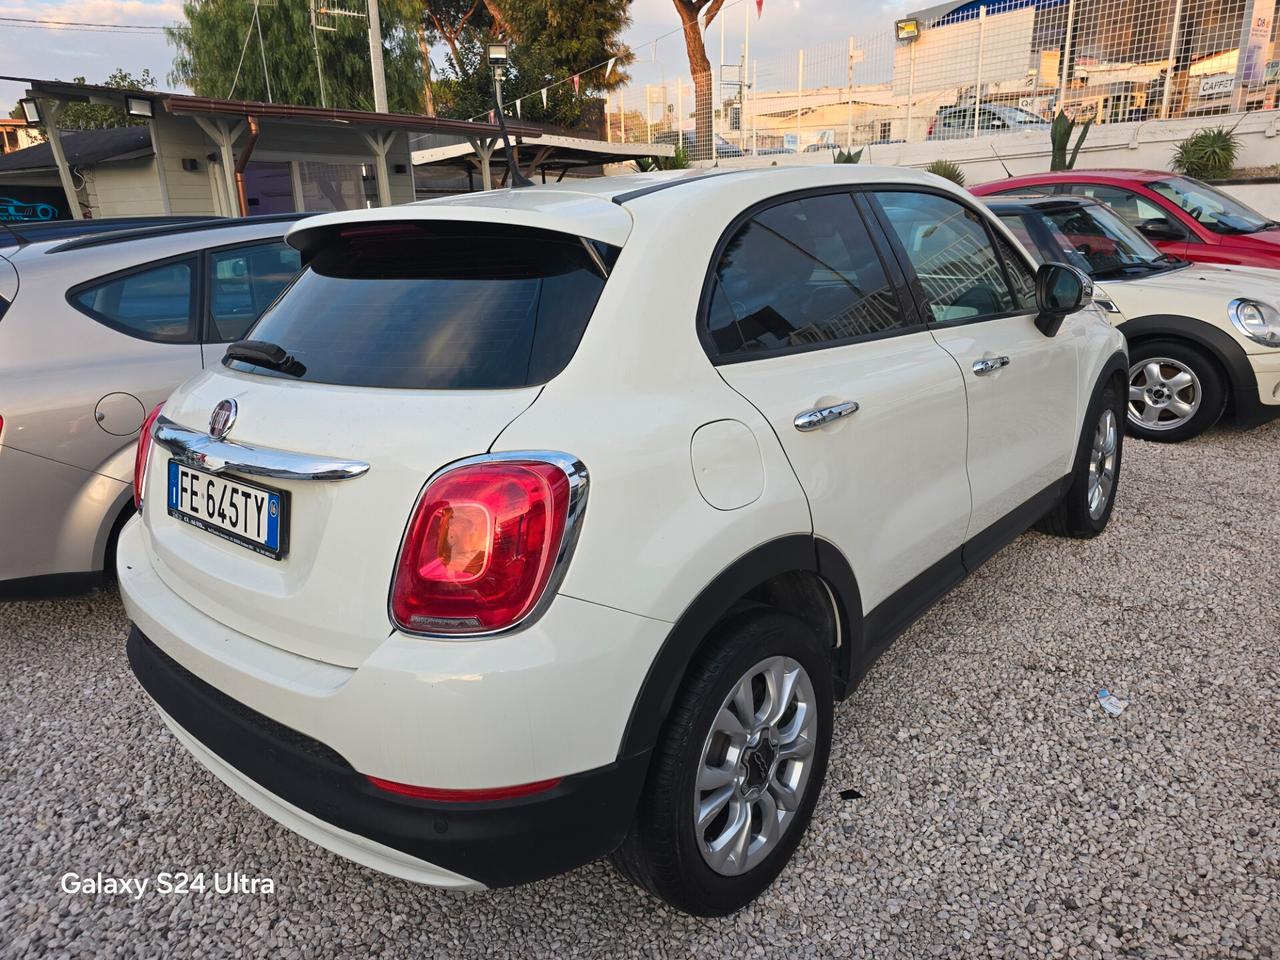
[611,610,833,916]
[1038,378,1124,539]
[1125,340,1226,443]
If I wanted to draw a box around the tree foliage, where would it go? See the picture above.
[427,0,633,130]
[167,0,427,113]
[164,0,634,131]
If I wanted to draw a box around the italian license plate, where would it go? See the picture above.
[166,460,288,560]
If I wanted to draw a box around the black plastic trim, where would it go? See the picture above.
[610,171,735,204]
[962,478,1068,572]
[127,626,649,888]
[617,535,823,758]
[0,571,106,601]
[1117,314,1274,425]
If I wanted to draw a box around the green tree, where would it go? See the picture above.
[167,0,426,113]
[426,0,633,130]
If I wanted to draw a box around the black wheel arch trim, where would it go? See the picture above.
[616,535,865,762]
[1117,314,1263,423]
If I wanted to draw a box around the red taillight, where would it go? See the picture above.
[133,403,165,508]
[365,774,562,803]
[390,458,581,635]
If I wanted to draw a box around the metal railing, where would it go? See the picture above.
[598,0,1279,159]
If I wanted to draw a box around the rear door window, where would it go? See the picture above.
[704,192,912,360]
[70,258,197,343]
[227,222,612,389]
[207,241,302,343]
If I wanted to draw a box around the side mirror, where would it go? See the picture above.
[1138,217,1186,241]
[1034,262,1092,336]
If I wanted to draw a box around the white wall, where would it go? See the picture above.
[695,109,1280,189]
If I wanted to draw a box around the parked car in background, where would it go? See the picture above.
[121,167,1125,917]
[0,214,304,599]
[972,170,1280,269]
[0,216,221,250]
[984,194,1280,441]
[927,104,1051,140]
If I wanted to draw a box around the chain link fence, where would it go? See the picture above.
[602,0,1279,160]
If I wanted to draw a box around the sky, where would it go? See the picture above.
[0,0,908,114]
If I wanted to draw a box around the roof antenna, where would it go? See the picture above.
[487,42,533,189]
[989,143,1012,178]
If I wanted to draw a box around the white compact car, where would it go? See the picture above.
[984,194,1280,442]
[120,167,1127,916]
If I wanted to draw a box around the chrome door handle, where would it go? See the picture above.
[794,401,859,432]
[972,356,1011,376]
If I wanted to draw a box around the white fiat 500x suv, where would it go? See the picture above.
[120,166,1128,916]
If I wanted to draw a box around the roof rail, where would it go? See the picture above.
[610,170,737,205]
[48,212,310,254]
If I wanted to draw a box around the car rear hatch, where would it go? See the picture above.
[140,205,626,667]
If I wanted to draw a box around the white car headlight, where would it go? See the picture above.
[1228,299,1280,347]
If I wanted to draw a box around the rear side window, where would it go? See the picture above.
[208,241,302,343]
[228,223,612,389]
[70,258,196,343]
[705,192,909,360]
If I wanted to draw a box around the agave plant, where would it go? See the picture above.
[1049,110,1093,171]
[1171,127,1240,181]
[924,158,966,186]
[832,147,864,164]
[634,146,691,173]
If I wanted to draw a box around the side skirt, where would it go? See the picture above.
[844,476,1068,692]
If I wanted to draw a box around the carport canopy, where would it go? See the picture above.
[1,76,541,218]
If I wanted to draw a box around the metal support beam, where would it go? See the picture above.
[37,98,83,220]
[194,116,245,216]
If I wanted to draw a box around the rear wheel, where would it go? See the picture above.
[612,611,832,916]
[1126,340,1225,442]
[1039,378,1124,539]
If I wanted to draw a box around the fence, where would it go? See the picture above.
[600,0,1280,160]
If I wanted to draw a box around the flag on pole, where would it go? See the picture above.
[515,98,522,118]
[606,57,617,78]
[488,109,495,123]
[540,87,548,109]
[756,0,764,16]
[572,74,580,94]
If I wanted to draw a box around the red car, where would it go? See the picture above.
[971,170,1280,270]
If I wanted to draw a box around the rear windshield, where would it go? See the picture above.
[226,222,615,389]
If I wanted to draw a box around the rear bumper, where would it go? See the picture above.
[129,626,649,888]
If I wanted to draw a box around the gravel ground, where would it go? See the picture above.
[2,420,1277,960]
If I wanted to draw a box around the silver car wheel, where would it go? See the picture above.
[694,655,818,877]
[1087,407,1119,520]
[1128,358,1201,431]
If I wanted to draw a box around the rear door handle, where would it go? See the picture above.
[972,356,1011,376]
[794,401,859,432]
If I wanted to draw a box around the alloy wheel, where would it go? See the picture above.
[694,656,818,876]
[1128,358,1201,431]
[1088,407,1119,520]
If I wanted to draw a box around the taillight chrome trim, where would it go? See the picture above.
[388,451,590,640]
[153,415,370,482]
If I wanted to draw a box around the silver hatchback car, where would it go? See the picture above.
[0,215,304,598]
